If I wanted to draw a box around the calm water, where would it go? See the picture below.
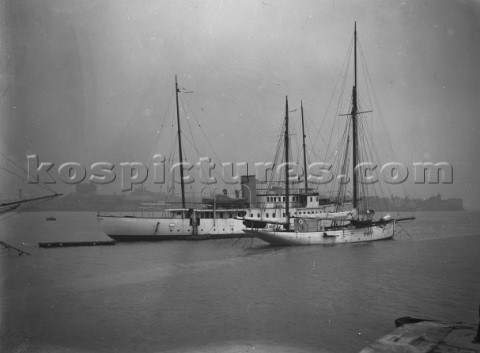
[1,211,479,353]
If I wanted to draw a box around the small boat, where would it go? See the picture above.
[46,217,56,221]
[244,23,414,245]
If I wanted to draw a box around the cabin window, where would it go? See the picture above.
[283,213,286,217]
[283,197,285,201]
[250,213,253,217]
[228,213,233,218]
[257,213,260,217]
[266,213,269,218]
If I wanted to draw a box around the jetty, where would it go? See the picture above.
[39,240,115,248]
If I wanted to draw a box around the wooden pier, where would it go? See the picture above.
[39,240,115,248]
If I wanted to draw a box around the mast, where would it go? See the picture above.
[351,22,359,209]
[175,75,186,209]
[301,100,308,194]
[284,96,290,230]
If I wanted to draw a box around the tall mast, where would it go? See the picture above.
[351,22,359,209]
[301,100,308,194]
[175,75,186,209]
[284,96,290,230]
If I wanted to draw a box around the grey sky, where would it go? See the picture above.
[1,0,479,208]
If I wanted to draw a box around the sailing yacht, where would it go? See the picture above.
[244,24,415,246]
[97,76,249,240]
[97,76,335,241]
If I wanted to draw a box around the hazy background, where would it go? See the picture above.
[0,0,479,208]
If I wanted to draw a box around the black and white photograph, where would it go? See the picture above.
[1,1,479,352]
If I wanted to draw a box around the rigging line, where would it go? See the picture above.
[359,42,396,159]
[0,169,56,195]
[312,35,355,161]
[0,195,58,221]
[359,40,394,213]
[0,166,26,181]
[323,43,354,171]
[184,101,227,177]
[179,130,227,196]
[325,119,351,203]
[0,167,60,197]
[289,112,302,171]
[303,113,328,174]
[0,153,57,194]
[181,92,216,153]
[338,122,352,206]
[0,152,28,175]
[166,132,178,191]
[0,168,59,197]
[318,40,354,168]
[146,88,175,168]
[181,94,223,182]
[303,107,327,150]
[359,50,413,215]
[322,115,351,169]
[358,119,391,213]
[179,95,197,161]
[180,132,203,162]
[181,97,237,194]
[0,60,26,103]
[265,115,286,189]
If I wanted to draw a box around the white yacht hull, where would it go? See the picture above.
[97,204,338,241]
[245,221,395,246]
[97,214,247,241]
